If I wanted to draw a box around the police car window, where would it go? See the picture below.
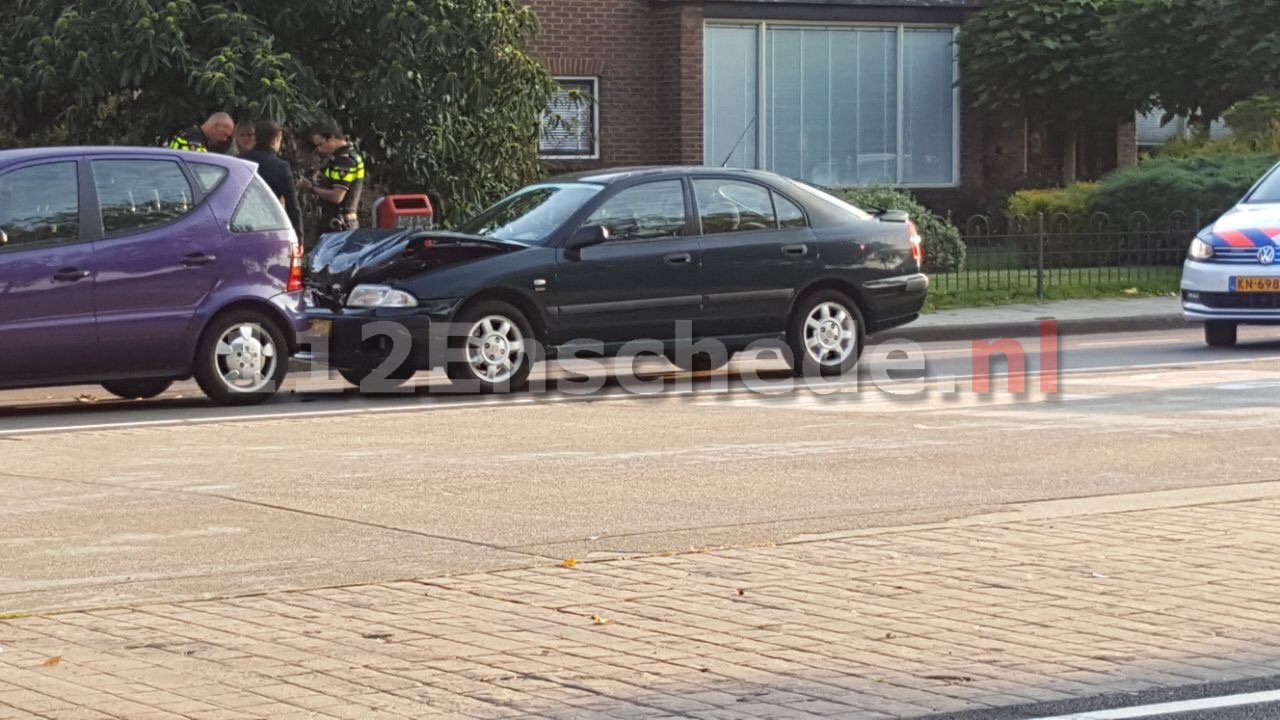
[231,175,292,234]
[91,160,196,237]
[189,162,229,194]
[0,162,80,251]
[587,181,687,241]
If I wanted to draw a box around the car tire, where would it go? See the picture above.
[193,308,290,406]
[101,378,174,400]
[338,364,415,390]
[787,289,866,378]
[1205,321,1238,347]
[445,299,536,393]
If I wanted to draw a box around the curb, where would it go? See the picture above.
[873,314,1190,344]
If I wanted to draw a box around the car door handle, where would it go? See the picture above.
[664,253,692,265]
[53,268,90,282]
[182,252,217,267]
[782,244,809,256]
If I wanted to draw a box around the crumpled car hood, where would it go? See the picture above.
[305,229,528,302]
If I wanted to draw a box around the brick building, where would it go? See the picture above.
[524,0,1137,215]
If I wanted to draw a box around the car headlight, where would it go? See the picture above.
[346,284,419,308]
[1189,236,1215,261]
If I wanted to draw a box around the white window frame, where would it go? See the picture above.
[540,76,601,161]
[706,20,962,189]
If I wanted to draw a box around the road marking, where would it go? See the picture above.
[0,355,1276,437]
[1026,688,1280,719]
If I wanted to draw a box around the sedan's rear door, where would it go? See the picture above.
[693,177,816,338]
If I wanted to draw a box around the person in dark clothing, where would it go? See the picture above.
[297,120,366,236]
[239,121,302,236]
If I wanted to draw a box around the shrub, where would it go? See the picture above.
[1089,153,1280,224]
[828,186,966,273]
[1006,183,1101,224]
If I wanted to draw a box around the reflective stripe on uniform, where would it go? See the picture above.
[323,159,365,183]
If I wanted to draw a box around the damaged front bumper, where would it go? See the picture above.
[300,297,464,372]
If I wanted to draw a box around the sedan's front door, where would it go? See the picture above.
[0,160,100,385]
[551,179,701,348]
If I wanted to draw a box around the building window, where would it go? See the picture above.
[705,23,959,188]
[541,77,599,160]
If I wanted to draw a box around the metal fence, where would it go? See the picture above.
[931,210,1223,298]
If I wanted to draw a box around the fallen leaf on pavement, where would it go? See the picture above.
[74,395,98,404]
[592,614,611,625]
[559,558,578,568]
[42,656,61,667]
[1124,287,1139,295]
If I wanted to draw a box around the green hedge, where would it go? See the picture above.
[1088,153,1280,222]
[828,186,966,273]
[1004,154,1280,228]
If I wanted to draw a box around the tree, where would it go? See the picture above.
[957,0,1142,183]
[0,0,557,225]
[1110,0,1280,132]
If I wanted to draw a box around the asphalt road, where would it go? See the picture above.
[5,324,1280,616]
[928,676,1280,719]
[1,325,1279,435]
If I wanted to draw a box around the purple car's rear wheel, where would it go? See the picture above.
[193,309,289,406]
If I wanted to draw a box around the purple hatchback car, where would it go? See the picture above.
[0,147,307,405]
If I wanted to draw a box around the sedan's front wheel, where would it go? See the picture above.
[787,290,865,377]
[446,300,535,393]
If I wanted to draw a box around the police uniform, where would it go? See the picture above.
[166,126,210,153]
[316,144,366,231]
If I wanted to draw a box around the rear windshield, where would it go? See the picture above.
[231,175,291,233]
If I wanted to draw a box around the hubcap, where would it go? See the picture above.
[804,302,857,366]
[465,315,525,384]
[214,323,277,393]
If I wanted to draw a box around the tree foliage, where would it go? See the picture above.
[956,0,1139,128]
[958,0,1280,132]
[0,0,558,224]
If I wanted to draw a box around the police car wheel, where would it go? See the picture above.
[1205,321,1238,348]
[338,364,415,391]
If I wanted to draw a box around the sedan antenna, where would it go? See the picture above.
[720,115,758,167]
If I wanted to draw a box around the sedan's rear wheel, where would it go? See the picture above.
[101,378,173,400]
[1205,321,1238,347]
[788,290,865,377]
[446,300,535,393]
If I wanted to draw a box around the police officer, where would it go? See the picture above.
[165,112,236,153]
[297,121,366,237]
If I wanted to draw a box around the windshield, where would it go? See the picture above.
[1245,165,1280,204]
[458,183,603,244]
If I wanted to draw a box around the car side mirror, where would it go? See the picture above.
[564,224,610,260]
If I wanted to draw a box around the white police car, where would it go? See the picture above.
[1181,161,1280,347]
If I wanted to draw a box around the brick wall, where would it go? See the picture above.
[525,0,674,169]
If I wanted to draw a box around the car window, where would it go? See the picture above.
[0,162,80,251]
[693,179,777,234]
[460,183,602,245]
[774,192,808,229]
[231,175,292,233]
[189,162,229,194]
[586,180,687,241]
[91,159,196,237]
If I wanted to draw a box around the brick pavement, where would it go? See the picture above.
[4,498,1280,719]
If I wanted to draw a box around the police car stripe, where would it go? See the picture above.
[1214,230,1255,248]
[1240,228,1275,247]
